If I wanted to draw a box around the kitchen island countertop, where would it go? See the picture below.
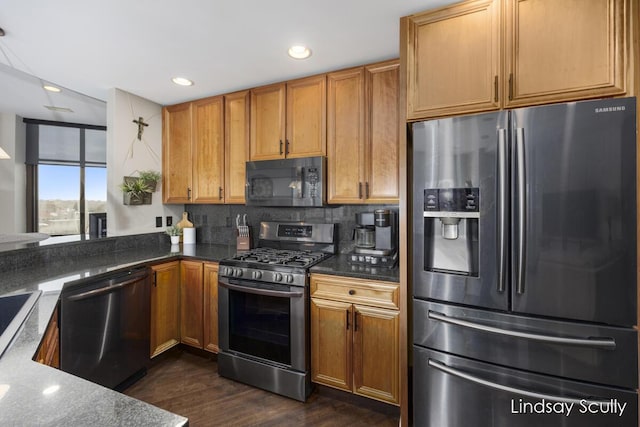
[0,242,235,427]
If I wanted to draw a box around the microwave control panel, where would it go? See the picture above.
[306,167,320,198]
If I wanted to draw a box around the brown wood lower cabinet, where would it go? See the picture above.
[34,305,60,368]
[150,261,181,357]
[310,273,400,405]
[150,260,219,358]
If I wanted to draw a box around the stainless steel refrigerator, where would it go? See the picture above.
[412,97,638,427]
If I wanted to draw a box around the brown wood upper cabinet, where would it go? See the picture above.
[403,0,628,119]
[163,94,248,204]
[327,59,399,204]
[250,75,326,160]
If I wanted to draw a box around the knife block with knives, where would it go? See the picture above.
[236,214,251,251]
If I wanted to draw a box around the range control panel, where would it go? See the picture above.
[424,188,480,217]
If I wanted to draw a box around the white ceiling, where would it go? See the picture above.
[0,0,453,127]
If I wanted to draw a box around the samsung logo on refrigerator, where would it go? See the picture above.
[595,106,626,113]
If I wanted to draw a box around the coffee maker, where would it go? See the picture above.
[350,209,398,268]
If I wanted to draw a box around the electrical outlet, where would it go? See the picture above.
[155,216,162,227]
[166,216,172,226]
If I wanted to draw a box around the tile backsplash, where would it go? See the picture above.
[185,204,399,254]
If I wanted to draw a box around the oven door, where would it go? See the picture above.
[218,276,308,372]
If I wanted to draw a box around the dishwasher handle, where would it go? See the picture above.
[67,269,149,301]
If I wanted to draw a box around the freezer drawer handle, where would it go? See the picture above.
[428,359,613,406]
[428,311,616,349]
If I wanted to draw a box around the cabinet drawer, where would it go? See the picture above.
[310,274,399,310]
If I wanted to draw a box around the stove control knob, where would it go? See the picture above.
[253,271,262,280]
[285,274,294,284]
[234,269,243,277]
[274,273,283,282]
[223,267,231,276]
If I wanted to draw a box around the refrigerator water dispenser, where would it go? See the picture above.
[423,188,479,276]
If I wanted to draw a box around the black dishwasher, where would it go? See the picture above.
[60,266,151,390]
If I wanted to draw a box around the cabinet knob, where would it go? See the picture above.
[348,289,355,295]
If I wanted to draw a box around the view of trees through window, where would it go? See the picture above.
[38,165,107,235]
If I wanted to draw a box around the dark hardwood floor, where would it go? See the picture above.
[124,346,399,427]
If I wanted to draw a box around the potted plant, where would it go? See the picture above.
[166,225,182,245]
[119,177,152,205]
[138,170,162,192]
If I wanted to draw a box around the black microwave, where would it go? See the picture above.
[245,156,325,207]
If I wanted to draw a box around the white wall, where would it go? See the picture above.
[106,88,182,236]
[0,113,26,233]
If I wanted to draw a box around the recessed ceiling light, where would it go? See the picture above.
[172,77,194,86]
[288,45,312,60]
[43,85,61,93]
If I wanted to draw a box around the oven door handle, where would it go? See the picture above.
[219,277,304,298]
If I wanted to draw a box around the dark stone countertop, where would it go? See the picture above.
[0,242,235,427]
[310,254,400,283]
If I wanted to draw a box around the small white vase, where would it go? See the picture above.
[170,235,180,245]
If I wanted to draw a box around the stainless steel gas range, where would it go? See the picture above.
[217,221,337,401]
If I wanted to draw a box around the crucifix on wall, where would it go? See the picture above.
[133,116,149,141]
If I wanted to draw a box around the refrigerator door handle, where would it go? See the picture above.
[515,127,526,294]
[428,310,616,349]
[497,128,508,293]
[428,359,613,406]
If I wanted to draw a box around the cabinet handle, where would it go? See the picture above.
[279,140,283,155]
[365,182,370,199]
[187,187,192,200]
[285,139,290,156]
[508,73,513,101]
[354,311,359,331]
[219,187,223,200]
[346,310,350,330]
[494,75,498,102]
[358,182,363,199]
[153,271,157,287]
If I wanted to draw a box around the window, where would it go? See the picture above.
[25,120,107,236]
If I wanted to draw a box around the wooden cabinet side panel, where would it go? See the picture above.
[286,75,327,158]
[327,67,366,203]
[366,60,400,203]
[150,261,181,358]
[163,103,193,203]
[35,305,59,368]
[505,0,626,106]
[180,260,204,348]
[192,96,225,203]
[406,0,500,119]
[250,83,286,160]
[224,90,250,204]
[203,263,219,353]
[353,305,400,405]
[311,298,353,392]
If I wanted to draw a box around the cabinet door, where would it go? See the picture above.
[365,60,400,203]
[35,305,59,368]
[405,0,500,119]
[311,298,353,392]
[150,261,181,357]
[327,67,366,203]
[224,90,250,204]
[203,263,219,353]
[286,75,326,158]
[250,83,286,160]
[192,96,225,203]
[180,260,204,348]
[504,0,626,107]
[353,305,400,405]
[163,103,193,203]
